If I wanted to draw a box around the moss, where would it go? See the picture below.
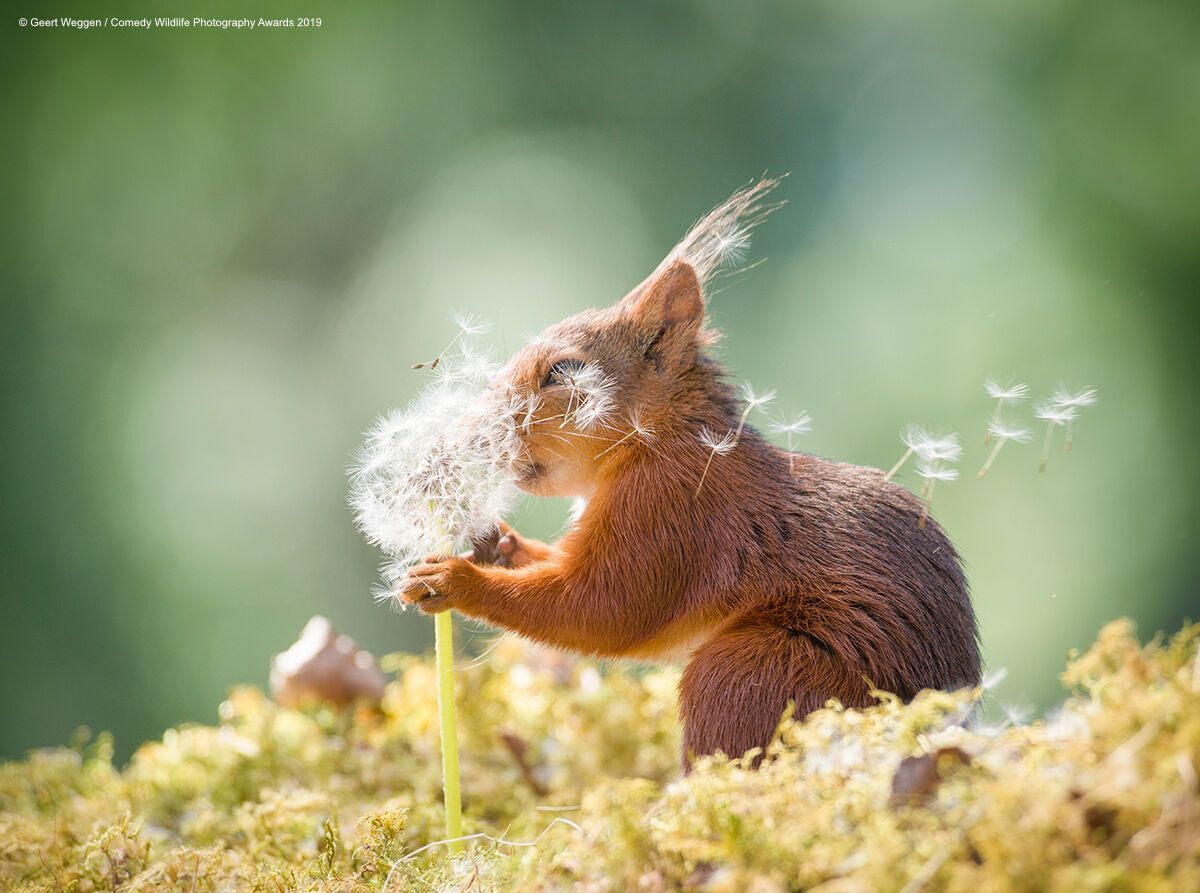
[1,621,1197,891]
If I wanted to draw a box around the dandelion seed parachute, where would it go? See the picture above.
[1034,400,1078,473]
[1051,385,1097,453]
[771,412,813,473]
[984,380,1030,403]
[983,380,1029,445]
[698,426,737,455]
[976,421,1032,479]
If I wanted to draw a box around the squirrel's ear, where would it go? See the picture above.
[620,262,704,368]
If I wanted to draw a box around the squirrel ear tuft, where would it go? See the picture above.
[621,261,704,331]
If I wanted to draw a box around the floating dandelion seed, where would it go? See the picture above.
[770,412,813,473]
[983,380,1030,445]
[694,386,773,498]
[412,313,492,371]
[976,421,1032,479]
[885,426,959,482]
[1050,385,1098,453]
[1034,401,1077,474]
[920,433,963,463]
[695,426,736,498]
[884,424,930,482]
[596,407,657,458]
[737,384,775,438]
[916,460,959,529]
[559,363,617,432]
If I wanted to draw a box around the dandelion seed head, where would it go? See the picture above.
[698,426,737,455]
[984,380,1030,402]
[916,460,959,483]
[349,351,520,587]
[987,420,1032,442]
[1051,385,1098,408]
[1035,401,1078,424]
[770,412,814,436]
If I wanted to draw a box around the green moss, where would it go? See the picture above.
[2,621,1197,891]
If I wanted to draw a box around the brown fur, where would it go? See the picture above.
[404,260,981,769]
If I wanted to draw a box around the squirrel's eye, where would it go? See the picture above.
[542,358,584,388]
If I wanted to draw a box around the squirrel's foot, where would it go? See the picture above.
[466,522,547,569]
[400,556,478,614]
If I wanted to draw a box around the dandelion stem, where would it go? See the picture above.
[1064,418,1074,453]
[434,611,464,854]
[977,438,1006,479]
[884,448,913,483]
[1039,422,1055,474]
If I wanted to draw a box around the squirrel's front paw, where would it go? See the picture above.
[400,556,476,614]
[468,522,546,569]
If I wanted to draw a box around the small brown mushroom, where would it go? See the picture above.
[269,616,387,708]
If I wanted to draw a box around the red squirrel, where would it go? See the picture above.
[401,179,981,768]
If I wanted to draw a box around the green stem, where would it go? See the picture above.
[434,610,464,853]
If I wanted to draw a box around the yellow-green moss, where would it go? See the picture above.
[2,620,1197,891]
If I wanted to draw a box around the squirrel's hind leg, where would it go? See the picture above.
[678,609,870,771]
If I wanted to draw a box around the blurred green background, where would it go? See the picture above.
[3,0,1198,760]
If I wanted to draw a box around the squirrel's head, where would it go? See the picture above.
[495,178,783,497]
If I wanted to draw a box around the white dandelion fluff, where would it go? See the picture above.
[918,433,963,464]
[984,380,1030,402]
[694,426,737,498]
[1034,400,1078,474]
[741,383,777,411]
[1051,385,1098,408]
[983,380,1030,445]
[770,412,813,473]
[698,426,737,455]
[596,407,658,458]
[1051,385,1098,453]
[884,425,958,482]
[412,313,494,371]
[349,352,521,603]
[557,362,617,432]
[976,420,1032,479]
